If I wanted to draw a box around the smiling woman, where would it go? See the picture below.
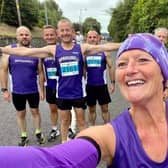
[116,48,163,103]
[117,33,168,82]
[116,33,168,103]
[0,33,168,168]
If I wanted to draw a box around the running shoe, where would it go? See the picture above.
[36,133,46,145]
[68,128,76,139]
[48,129,60,142]
[18,136,29,146]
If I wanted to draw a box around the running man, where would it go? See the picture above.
[85,30,115,125]
[154,27,168,99]
[42,25,60,142]
[154,27,168,44]
[42,25,77,141]
[0,26,46,146]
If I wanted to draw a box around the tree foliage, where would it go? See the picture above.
[108,0,168,41]
[0,0,39,29]
[82,17,101,35]
[128,0,168,33]
[0,0,62,29]
[0,0,167,42]
[73,22,81,32]
[38,0,62,28]
[108,0,137,41]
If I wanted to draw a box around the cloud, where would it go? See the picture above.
[57,0,120,33]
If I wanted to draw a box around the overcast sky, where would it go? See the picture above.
[39,0,119,33]
[39,0,121,32]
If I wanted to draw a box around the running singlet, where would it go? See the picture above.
[86,52,107,85]
[109,102,168,168]
[55,43,85,99]
[9,44,39,94]
[42,57,57,89]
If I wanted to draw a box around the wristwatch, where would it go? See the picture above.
[1,88,8,93]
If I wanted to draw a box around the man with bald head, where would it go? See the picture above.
[0,26,46,146]
[154,27,168,44]
[85,30,115,125]
[154,27,168,99]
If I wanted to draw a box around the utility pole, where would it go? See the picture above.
[79,8,87,34]
[15,0,22,26]
[44,1,48,25]
[0,0,4,22]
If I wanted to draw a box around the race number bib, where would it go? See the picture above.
[60,61,79,76]
[86,56,101,67]
[47,68,57,79]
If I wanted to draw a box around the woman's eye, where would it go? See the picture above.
[138,58,149,62]
[117,62,127,68]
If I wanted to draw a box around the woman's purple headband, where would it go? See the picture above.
[117,33,168,82]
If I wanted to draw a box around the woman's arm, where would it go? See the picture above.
[0,138,100,168]
[0,124,116,168]
[77,124,116,165]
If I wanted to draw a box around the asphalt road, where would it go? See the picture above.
[0,51,128,167]
[0,82,128,168]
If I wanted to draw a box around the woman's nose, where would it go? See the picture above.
[125,61,138,75]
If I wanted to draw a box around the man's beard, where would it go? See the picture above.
[20,40,30,47]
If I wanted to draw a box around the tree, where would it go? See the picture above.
[0,0,18,26]
[0,0,63,29]
[20,0,39,28]
[82,17,101,35]
[108,0,137,41]
[128,0,168,33]
[0,0,39,29]
[38,0,62,27]
[73,22,81,32]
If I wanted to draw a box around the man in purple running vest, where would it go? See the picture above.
[0,26,46,146]
[85,30,115,125]
[42,25,60,142]
[154,27,168,99]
